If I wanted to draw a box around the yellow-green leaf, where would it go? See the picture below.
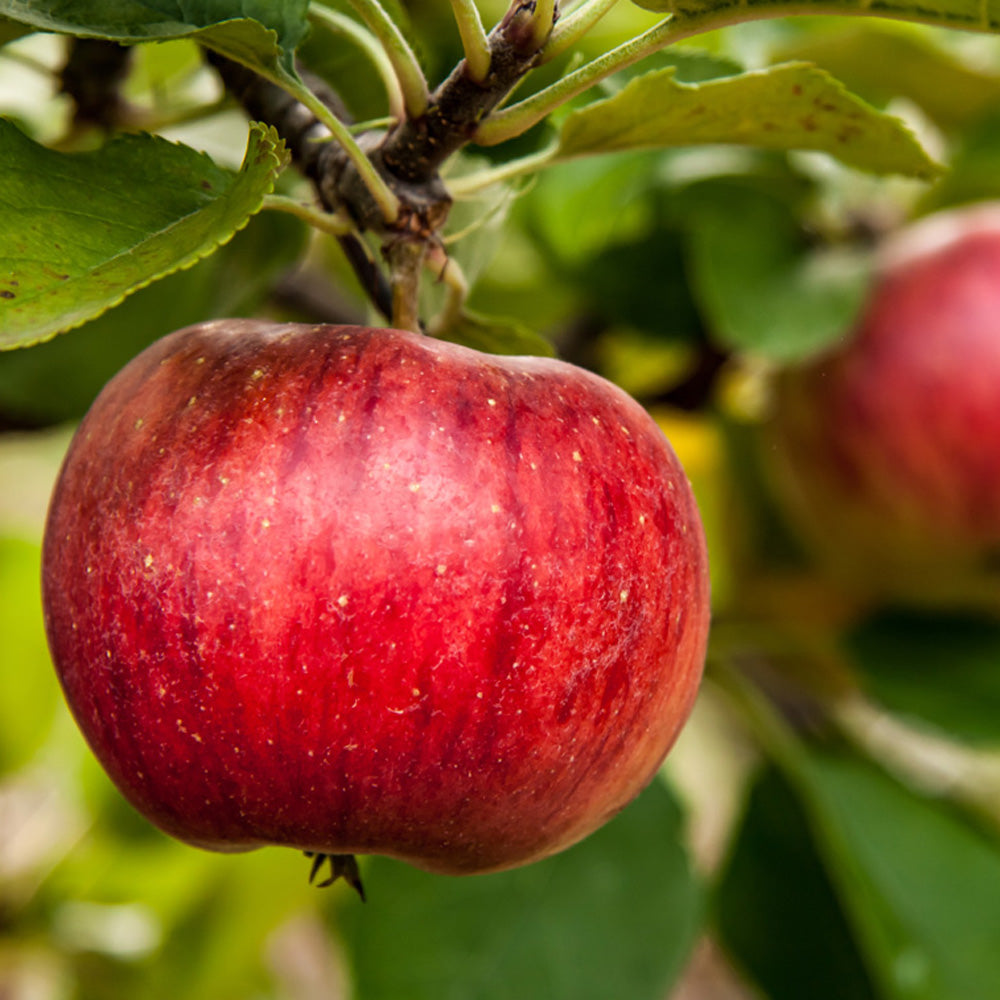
[633,0,1000,34]
[554,63,940,179]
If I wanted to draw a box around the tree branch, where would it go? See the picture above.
[206,4,561,323]
[205,51,395,320]
[379,0,558,184]
[60,37,133,130]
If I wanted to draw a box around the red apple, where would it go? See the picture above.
[41,320,709,877]
[769,204,1000,608]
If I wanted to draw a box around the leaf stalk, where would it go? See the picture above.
[541,0,621,63]
[310,4,407,120]
[341,0,432,118]
[474,15,683,145]
[448,0,493,83]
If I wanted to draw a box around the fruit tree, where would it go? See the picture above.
[3,2,1000,998]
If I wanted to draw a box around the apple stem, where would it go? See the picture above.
[60,37,133,131]
[304,852,367,901]
[388,238,430,332]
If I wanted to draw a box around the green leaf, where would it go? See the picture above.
[846,611,1000,747]
[443,309,556,357]
[632,0,1000,37]
[716,767,878,1000]
[554,63,940,180]
[576,227,703,343]
[0,207,307,425]
[0,0,309,77]
[801,752,1000,1000]
[0,120,288,348]
[521,154,662,268]
[335,780,703,1000]
[681,180,871,361]
[775,25,1000,132]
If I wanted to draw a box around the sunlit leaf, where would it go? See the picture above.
[0,120,288,348]
[775,24,1000,131]
[555,63,940,179]
[632,0,1000,38]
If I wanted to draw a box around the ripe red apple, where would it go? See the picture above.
[768,204,1000,608]
[42,320,709,877]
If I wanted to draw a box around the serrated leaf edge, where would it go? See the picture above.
[5,123,288,351]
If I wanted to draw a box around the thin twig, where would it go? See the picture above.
[281,72,401,224]
[340,233,394,321]
[205,52,396,320]
[380,0,559,183]
[445,144,556,196]
[262,194,355,237]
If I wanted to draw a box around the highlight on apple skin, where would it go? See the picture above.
[42,320,710,876]
[768,204,1000,610]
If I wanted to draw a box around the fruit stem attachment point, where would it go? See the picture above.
[304,852,367,900]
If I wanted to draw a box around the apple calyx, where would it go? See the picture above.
[305,852,366,900]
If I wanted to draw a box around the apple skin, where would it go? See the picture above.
[42,320,710,875]
[769,204,1000,608]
